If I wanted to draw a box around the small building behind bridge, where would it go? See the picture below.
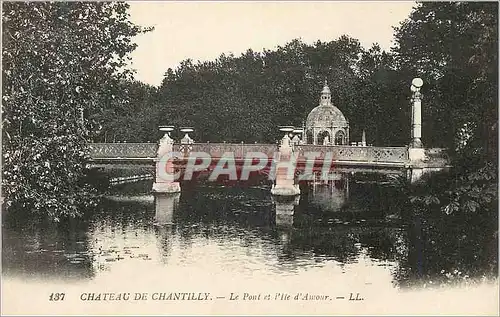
[304,81,350,146]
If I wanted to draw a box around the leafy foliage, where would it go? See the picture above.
[96,80,160,142]
[408,161,497,216]
[2,2,148,220]
[392,2,498,152]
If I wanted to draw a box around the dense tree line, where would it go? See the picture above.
[393,2,497,155]
[106,36,409,146]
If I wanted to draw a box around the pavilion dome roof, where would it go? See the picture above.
[306,105,348,128]
[305,81,348,128]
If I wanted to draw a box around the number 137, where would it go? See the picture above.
[49,293,65,301]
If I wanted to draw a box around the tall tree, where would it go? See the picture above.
[392,2,498,154]
[395,3,498,221]
[2,2,148,220]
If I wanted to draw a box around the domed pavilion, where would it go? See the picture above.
[304,81,349,145]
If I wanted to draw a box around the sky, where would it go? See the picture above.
[127,1,417,87]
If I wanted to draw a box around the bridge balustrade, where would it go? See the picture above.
[90,143,411,165]
[299,145,409,163]
[89,143,410,164]
[174,143,278,159]
[89,143,157,158]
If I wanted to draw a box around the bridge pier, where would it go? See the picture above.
[155,193,180,225]
[275,204,294,228]
[152,131,181,193]
[153,180,181,193]
[408,147,426,183]
[271,134,300,196]
[274,196,299,228]
[408,168,423,183]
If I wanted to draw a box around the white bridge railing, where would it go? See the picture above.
[298,145,409,163]
[89,143,157,158]
[176,143,278,159]
[89,143,410,164]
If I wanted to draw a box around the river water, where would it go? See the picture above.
[2,175,498,315]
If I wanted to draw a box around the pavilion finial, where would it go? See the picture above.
[322,78,331,93]
[320,79,332,106]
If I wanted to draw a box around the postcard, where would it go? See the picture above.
[2,1,498,315]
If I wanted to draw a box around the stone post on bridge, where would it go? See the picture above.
[408,78,426,183]
[152,127,181,193]
[180,127,194,147]
[271,127,300,196]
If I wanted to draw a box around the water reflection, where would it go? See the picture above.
[273,196,299,228]
[1,216,95,281]
[309,175,348,212]
[154,193,180,226]
[2,176,497,290]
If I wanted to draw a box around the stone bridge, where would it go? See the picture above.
[88,142,450,189]
[87,77,452,196]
